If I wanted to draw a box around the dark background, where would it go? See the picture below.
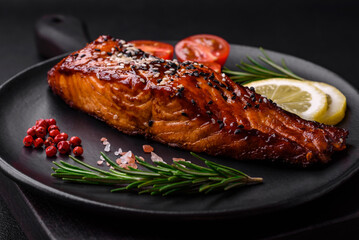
[1,0,359,239]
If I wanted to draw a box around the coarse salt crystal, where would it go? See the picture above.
[114,148,123,156]
[151,152,165,163]
[142,145,154,153]
[104,144,111,152]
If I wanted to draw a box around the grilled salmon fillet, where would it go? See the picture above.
[48,35,348,167]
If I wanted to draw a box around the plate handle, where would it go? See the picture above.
[34,14,90,59]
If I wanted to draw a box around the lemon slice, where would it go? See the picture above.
[244,78,328,122]
[310,81,346,125]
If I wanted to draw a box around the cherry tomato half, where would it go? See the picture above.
[129,40,174,60]
[175,34,230,66]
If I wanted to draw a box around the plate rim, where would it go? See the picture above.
[0,44,358,220]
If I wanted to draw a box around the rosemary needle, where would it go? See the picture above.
[51,152,263,196]
[222,47,304,84]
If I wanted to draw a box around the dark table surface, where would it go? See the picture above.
[1,0,359,239]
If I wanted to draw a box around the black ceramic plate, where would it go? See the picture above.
[0,44,358,220]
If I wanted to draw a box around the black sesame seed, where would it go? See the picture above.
[193,71,199,77]
[255,104,260,108]
[231,95,236,100]
[250,93,255,98]
[107,52,113,56]
[178,86,185,92]
[148,120,154,127]
[259,98,263,103]
[214,85,219,90]
[73,53,79,57]
[207,82,213,87]
[94,48,101,52]
[238,124,244,128]
[243,105,248,110]
[200,64,204,67]
[208,100,213,104]
[209,73,215,80]
[247,103,252,107]
[213,79,220,84]
[220,83,226,88]
[181,112,188,117]
[195,84,201,88]
[80,54,86,58]
[251,97,256,102]
[219,123,224,129]
[191,99,196,105]
[217,120,223,124]
[222,94,228,101]
[206,110,213,115]
[234,129,241,134]
[157,79,162,83]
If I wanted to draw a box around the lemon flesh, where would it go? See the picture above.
[310,81,346,125]
[244,78,328,122]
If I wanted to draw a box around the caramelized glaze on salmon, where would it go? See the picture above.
[48,35,348,167]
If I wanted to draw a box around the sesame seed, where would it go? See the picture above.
[234,129,241,134]
[208,100,213,104]
[181,112,188,116]
[148,120,154,127]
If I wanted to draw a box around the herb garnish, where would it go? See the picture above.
[222,47,304,84]
[51,152,263,196]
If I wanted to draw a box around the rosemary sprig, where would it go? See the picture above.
[51,152,263,196]
[222,47,304,84]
